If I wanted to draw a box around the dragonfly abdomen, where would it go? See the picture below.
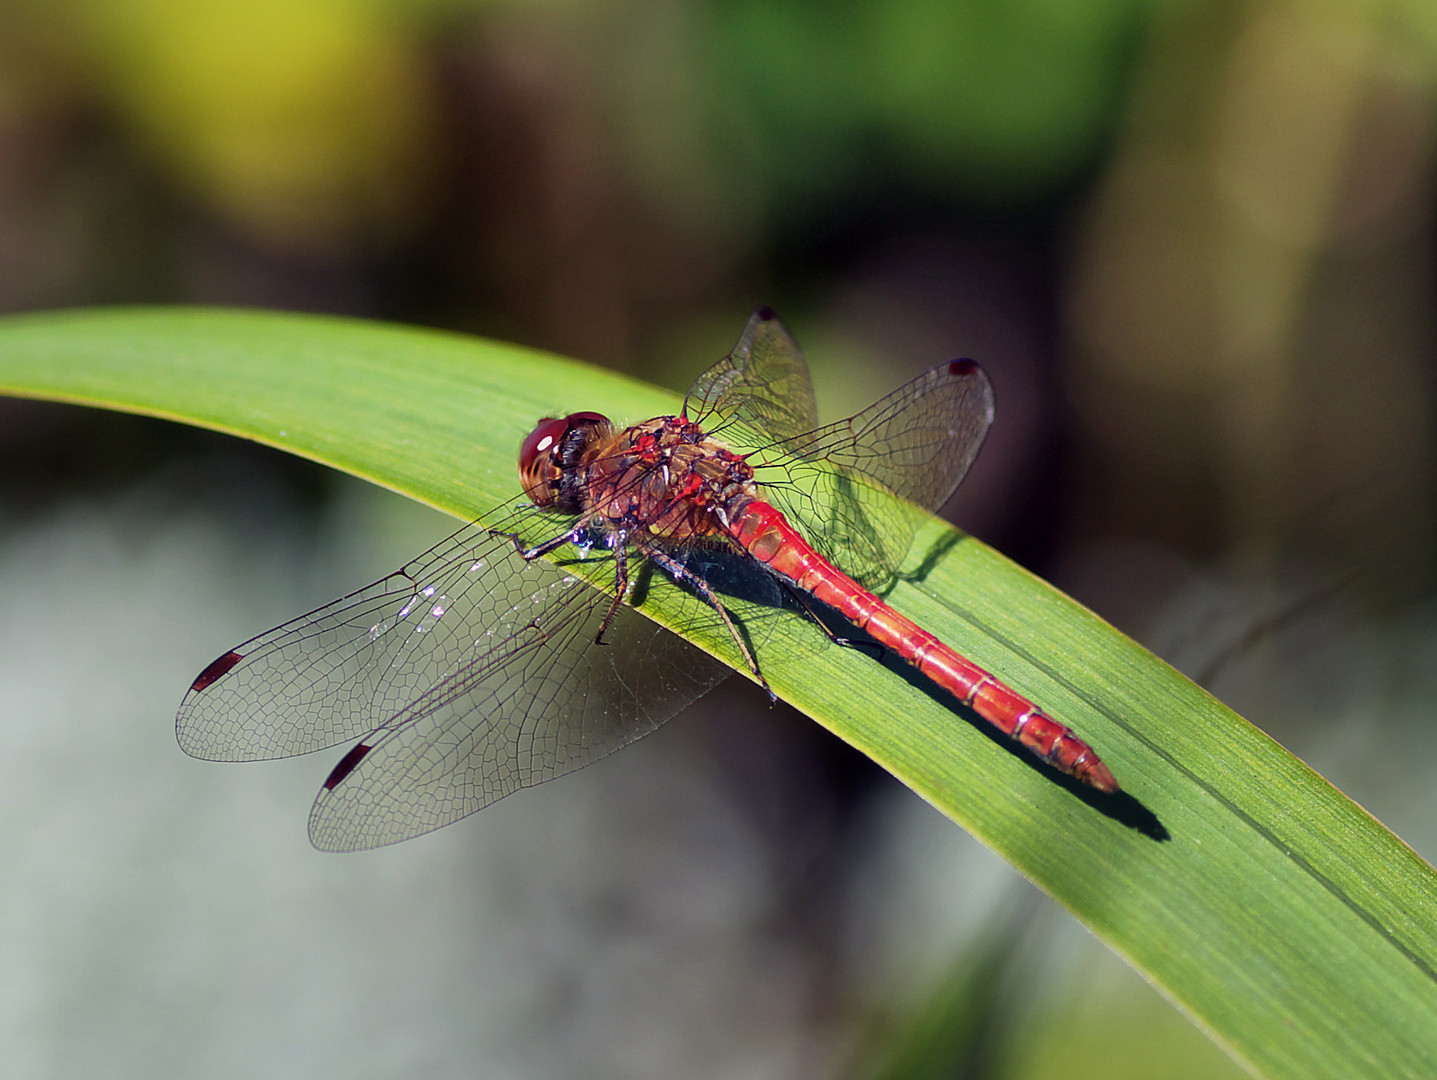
[730,500,1120,793]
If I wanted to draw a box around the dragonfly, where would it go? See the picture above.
[177,308,1119,851]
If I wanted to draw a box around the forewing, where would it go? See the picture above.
[176,522,538,761]
[683,308,818,444]
[306,559,728,851]
[753,359,995,590]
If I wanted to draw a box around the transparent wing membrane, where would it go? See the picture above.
[178,513,728,850]
[305,555,727,850]
[684,308,819,444]
[751,359,994,589]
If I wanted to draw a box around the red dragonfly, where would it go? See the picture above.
[177,309,1118,851]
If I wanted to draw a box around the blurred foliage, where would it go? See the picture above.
[710,0,1143,207]
[2,0,1437,1077]
[0,0,1150,267]
[69,0,437,251]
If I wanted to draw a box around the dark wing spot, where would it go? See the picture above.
[323,743,373,790]
[190,650,243,693]
[948,358,980,376]
[754,306,776,322]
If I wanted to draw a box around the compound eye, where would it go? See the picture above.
[519,416,568,480]
[519,411,611,508]
[519,417,568,504]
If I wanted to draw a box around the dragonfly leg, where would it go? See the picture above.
[781,584,886,661]
[508,527,631,646]
[646,548,775,701]
[593,541,629,645]
[512,527,581,561]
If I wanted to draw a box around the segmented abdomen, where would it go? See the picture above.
[728,500,1119,793]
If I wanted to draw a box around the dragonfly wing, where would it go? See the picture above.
[306,552,729,851]
[683,308,819,444]
[793,358,996,514]
[176,521,562,761]
[754,359,995,590]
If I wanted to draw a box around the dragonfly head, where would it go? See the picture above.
[520,411,611,511]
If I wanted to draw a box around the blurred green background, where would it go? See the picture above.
[1,0,1435,1076]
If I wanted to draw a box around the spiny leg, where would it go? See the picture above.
[593,539,629,645]
[780,583,887,661]
[646,548,774,701]
[512,527,581,561]
[510,526,631,646]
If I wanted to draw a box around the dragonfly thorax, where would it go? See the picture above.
[568,416,758,542]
